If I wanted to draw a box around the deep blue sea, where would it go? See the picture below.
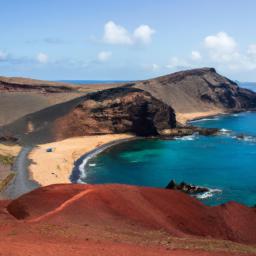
[78,112,256,206]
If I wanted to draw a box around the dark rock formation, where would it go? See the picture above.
[159,126,219,137]
[166,180,209,194]
[0,87,176,144]
[54,87,176,139]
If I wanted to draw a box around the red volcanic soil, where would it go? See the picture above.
[0,184,256,256]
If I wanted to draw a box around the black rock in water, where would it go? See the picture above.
[166,180,209,194]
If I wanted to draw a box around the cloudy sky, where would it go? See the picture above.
[1,0,256,81]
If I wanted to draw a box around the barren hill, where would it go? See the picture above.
[0,87,176,144]
[1,68,256,144]
[0,75,76,92]
[0,184,255,255]
[134,68,256,122]
[0,76,124,126]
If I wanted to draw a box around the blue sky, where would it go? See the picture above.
[1,0,256,81]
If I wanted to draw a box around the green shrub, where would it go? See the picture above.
[0,154,15,166]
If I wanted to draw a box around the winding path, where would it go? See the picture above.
[4,146,39,199]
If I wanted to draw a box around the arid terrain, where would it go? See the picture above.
[0,76,125,126]
[0,68,256,255]
[0,184,256,256]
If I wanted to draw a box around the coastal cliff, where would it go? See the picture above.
[54,87,176,139]
[0,87,176,144]
[1,68,256,144]
[134,68,256,122]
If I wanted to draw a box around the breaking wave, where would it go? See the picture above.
[190,117,220,123]
[195,188,222,200]
[219,128,231,135]
[234,135,256,143]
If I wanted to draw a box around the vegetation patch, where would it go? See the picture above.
[0,172,15,192]
[0,154,15,166]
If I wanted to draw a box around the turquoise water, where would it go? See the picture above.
[80,112,256,206]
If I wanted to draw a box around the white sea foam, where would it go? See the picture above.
[236,135,256,143]
[76,138,132,184]
[174,134,198,141]
[195,188,222,199]
[220,128,229,132]
[219,128,232,136]
[191,117,220,123]
[77,147,106,183]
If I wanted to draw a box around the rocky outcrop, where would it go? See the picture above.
[166,180,209,194]
[0,87,176,144]
[159,126,219,137]
[54,87,176,139]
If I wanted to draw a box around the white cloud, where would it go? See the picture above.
[191,51,202,61]
[202,32,256,71]
[151,63,160,71]
[203,32,239,63]
[97,51,112,62]
[204,32,237,53]
[37,52,48,64]
[0,50,8,61]
[103,21,155,45]
[103,21,133,45]
[247,44,256,59]
[166,57,189,69]
[133,25,155,44]
[144,63,160,72]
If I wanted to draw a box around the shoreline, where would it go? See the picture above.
[7,110,255,196]
[28,134,134,186]
[71,137,139,183]
[181,109,256,125]
[176,110,224,125]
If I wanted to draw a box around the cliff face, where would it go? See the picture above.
[54,87,176,139]
[134,68,256,115]
[1,68,256,143]
[0,87,176,144]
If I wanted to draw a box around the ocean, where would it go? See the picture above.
[77,112,256,206]
[70,81,256,206]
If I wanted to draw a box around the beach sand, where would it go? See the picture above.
[176,110,224,124]
[28,134,133,186]
[0,143,21,157]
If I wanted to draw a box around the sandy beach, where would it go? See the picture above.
[0,143,21,157]
[176,110,224,124]
[28,134,134,186]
